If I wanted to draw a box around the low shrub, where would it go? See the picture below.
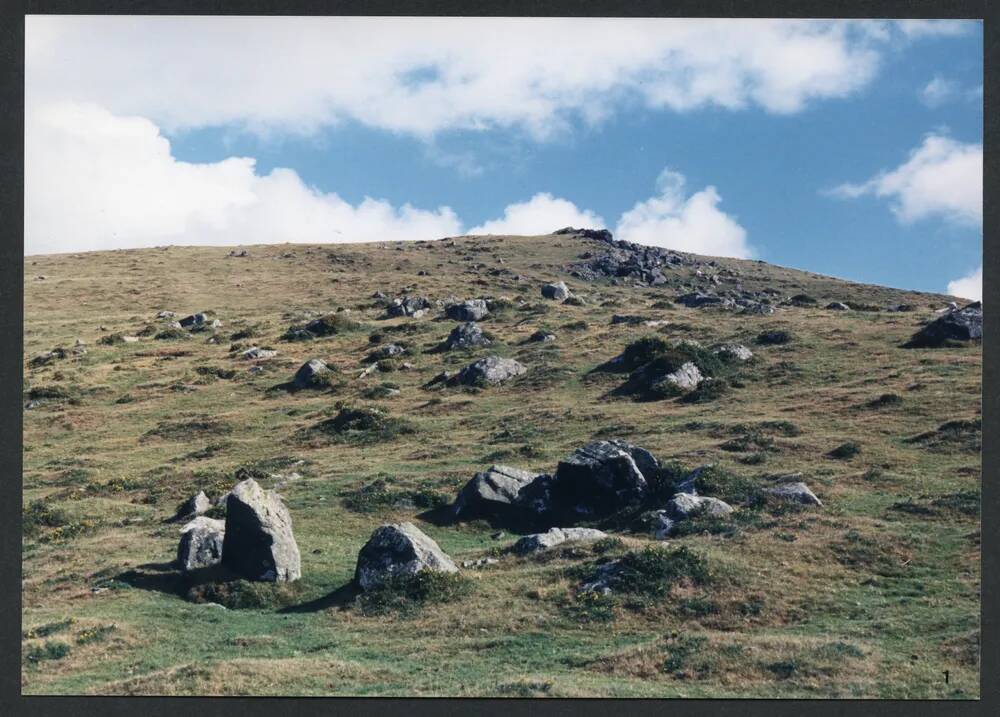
[186,580,305,610]
[309,406,415,445]
[356,572,473,617]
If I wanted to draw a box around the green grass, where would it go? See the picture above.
[21,232,980,697]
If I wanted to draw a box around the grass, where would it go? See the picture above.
[20,232,980,698]
[356,572,474,617]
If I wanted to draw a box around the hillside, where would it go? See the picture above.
[22,231,981,697]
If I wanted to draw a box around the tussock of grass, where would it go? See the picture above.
[307,406,415,445]
[186,580,306,610]
[356,572,474,617]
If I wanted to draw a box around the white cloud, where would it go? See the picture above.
[919,75,982,107]
[24,102,461,255]
[467,193,605,235]
[895,19,974,38]
[614,169,752,258]
[827,134,982,226]
[947,265,982,301]
[920,75,960,107]
[25,16,926,140]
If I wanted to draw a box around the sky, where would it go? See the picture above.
[24,16,983,299]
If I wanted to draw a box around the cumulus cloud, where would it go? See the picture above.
[947,265,982,301]
[24,102,461,255]
[827,134,982,226]
[614,170,752,258]
[25,17,937,139]
[467,193,605,236]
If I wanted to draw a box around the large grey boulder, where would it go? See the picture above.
[446,299,490,322]
[765,481,823,507]
[452,465,540,519]
[541,281,570,300]
[292,358,330,389]
[551,439,655,514]
[444,322,492,349]
[222,478,301,582]
[354,522,458,591]
[906,302,982,347]
[449,355,527,386]
[177,516,225,572]
[513,527,607,554]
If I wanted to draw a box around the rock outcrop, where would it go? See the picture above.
[449,356,526,386]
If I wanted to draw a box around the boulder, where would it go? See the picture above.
[446,299,490,322]
[444,322,492,349]
[368,344,405,360]
[713,343,753,362]
[765,481,822,507]
[452,465,540,519]
[541,281,570,300]
[659,362,702,391]
[551,440,654,514]
[222,478,301,582]
[240,346,278,360]
[177,516,225,572]
[906,302,982,347]
[666,493,734,520]
[292,358,330,389]
[826,302,850,311]
[354,522,458,591]
[387,296,431,318]
[528,330,556,343]
[179,313,208,328]
[449,355,526,386]
[676,292,733,309]
[513,527,607,554]
[171,491,212,522]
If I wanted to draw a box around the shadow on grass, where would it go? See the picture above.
[279,581,358,614]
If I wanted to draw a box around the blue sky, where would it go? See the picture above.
[25,17,983,298]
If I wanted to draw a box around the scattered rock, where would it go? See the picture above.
[513,527,607,554]
[660,362,702,391]
[444,322,492,349]
[676,292,734,309]
[713,343,753,362]
[764,481,822,507]
[446,299,490,322]
[292,359,331,389]
[449,356,527,386]
[240,346,278,360]
[179,313,209,328]
[354,522,458,591]
[666,493,734,521]
[177,516,225,572]
[222,478,301,582]
[28,348,67,367]
[170,491,212,522]
[461,557,498,569]
[387,296,431,318]
[528,330,556,343]
[826,302,851,311]
[368,344,405,361]
[541,281,570,300]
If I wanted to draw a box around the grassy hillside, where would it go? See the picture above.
[22,233,980,697]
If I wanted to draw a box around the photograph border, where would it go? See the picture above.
[1,1,994,715]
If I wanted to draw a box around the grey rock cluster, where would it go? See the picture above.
[387,296,431,318]
[905,301,982,347]
[444,322,492,349]
[447,355,527,386]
